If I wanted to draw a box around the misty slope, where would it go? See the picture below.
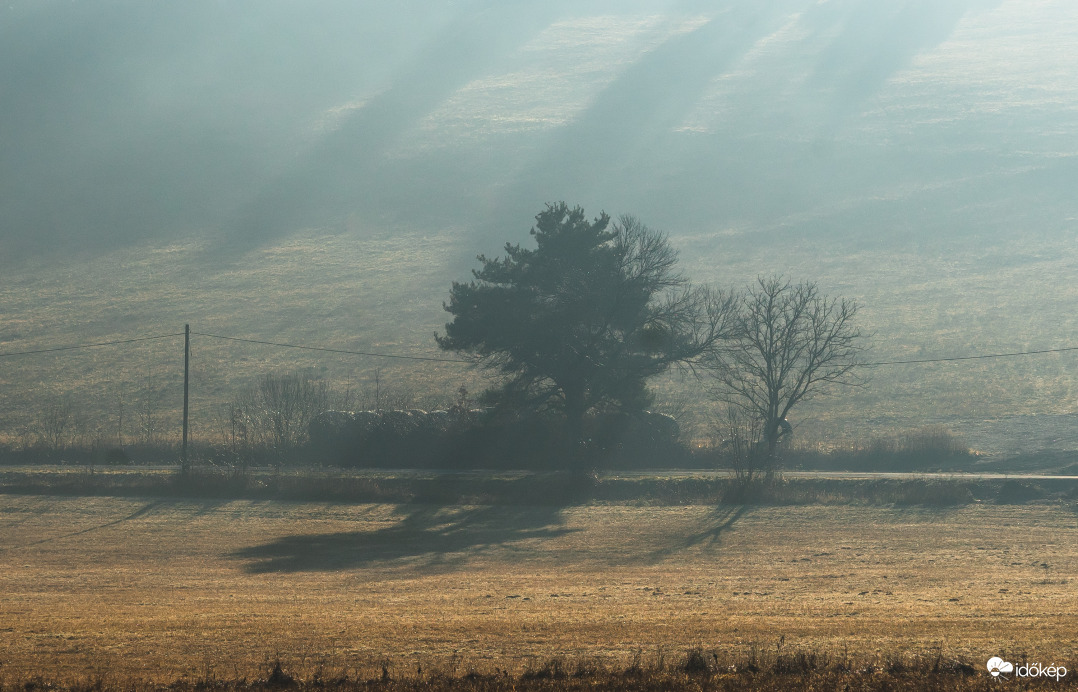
[3,0,1076,257]
[2,1,1078,453]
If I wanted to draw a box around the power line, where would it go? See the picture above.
[0,332,184,358]
[1,327,1075,368]
[864,344,1078,367]
[191,331,472,364]
[196,331,1078,367]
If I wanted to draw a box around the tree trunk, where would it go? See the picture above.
[763,411,782,478]
[765,420,780,457]
[563,385,587,463]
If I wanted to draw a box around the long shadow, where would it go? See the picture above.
[665,0,1007,231]
[0,500,164,552]
[213,4,810,263]
[229,503,577,575]
[3,1,1019,266]
[475,0,1008,244]
[800,0,1005,130]
[646,504,750,563]
[485,4,801,223]
[225,3,566,252]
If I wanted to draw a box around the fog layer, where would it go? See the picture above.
[2,0,1076,258]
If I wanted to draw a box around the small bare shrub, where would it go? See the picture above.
[223,372,331,463]
[712,407,777,484]
[681,647,719,675]
[136,380,167,446]
[38,394,74,453]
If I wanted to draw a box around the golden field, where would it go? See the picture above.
[1,493,1075,684]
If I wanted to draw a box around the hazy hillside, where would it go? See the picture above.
[4,1,1076,255]
[2,1,1077,454]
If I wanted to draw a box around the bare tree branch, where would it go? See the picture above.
[712,276,867,468]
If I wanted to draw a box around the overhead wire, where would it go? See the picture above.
[862,344,1078,367]
[1,328,1076,367]
[191,331,472,364]
[0,332,185,358]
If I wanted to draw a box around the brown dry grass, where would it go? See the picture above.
[1,495,1075,685]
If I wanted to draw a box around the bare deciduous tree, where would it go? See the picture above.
[256,372,330,454]
[713,276,866,465]
[137,378,165,446]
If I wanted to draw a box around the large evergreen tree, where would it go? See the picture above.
[436,202,733,445]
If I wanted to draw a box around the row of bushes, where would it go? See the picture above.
[307,408,686,470]
[0,410,1005,474]
[0,370,996,473]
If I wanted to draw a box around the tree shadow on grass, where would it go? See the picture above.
[229,504,577,575]
[0,500,165,552]
[645,505,751,563]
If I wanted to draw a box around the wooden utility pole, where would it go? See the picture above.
[182,323,190,473]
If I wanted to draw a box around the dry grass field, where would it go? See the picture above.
[1,493,1076,686]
